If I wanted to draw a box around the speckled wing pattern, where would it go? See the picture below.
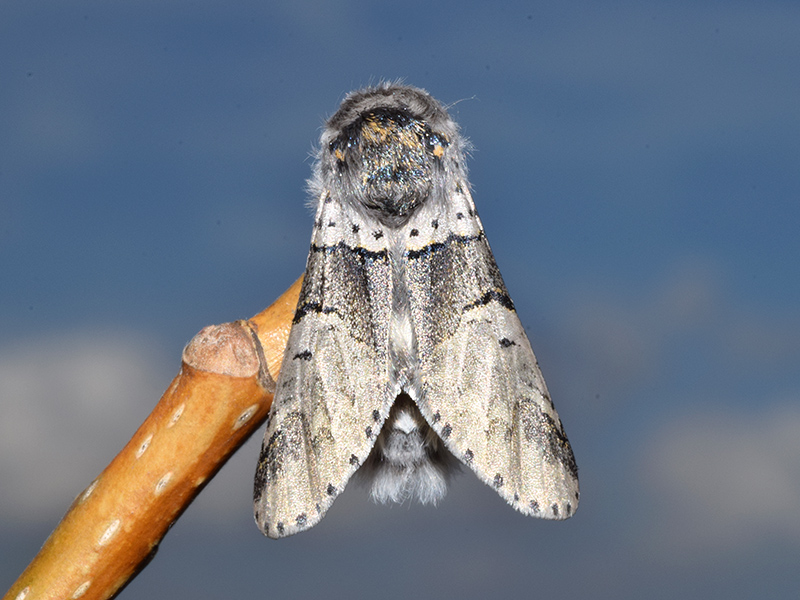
[254,83,578,538]
[404,184,579,520]
[253,192,395,538]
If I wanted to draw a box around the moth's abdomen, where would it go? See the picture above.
[362,394,459,505]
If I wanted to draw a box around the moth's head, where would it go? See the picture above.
[319,84,463,227]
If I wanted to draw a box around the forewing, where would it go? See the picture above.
[254,193,393,538]
[405,184,579,519]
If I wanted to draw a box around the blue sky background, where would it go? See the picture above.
[2,1,800,598]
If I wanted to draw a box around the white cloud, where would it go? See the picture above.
[556,259,720,401]
[0,331,172,523]
[555,258,800,405]
[0,329,294,528]
[640,400,800,558]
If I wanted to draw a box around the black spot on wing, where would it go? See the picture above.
[463,289,515,313]
[307,240,388,263]
[405,232,484,260]
[406,241,446,260]
[293,349,313,360]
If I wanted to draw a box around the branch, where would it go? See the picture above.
[3,277,302,600]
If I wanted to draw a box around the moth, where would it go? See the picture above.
[254,83,578,538]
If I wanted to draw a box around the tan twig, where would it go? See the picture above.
[3,277,302,600]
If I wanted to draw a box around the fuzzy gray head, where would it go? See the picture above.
[317,84,465,227]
